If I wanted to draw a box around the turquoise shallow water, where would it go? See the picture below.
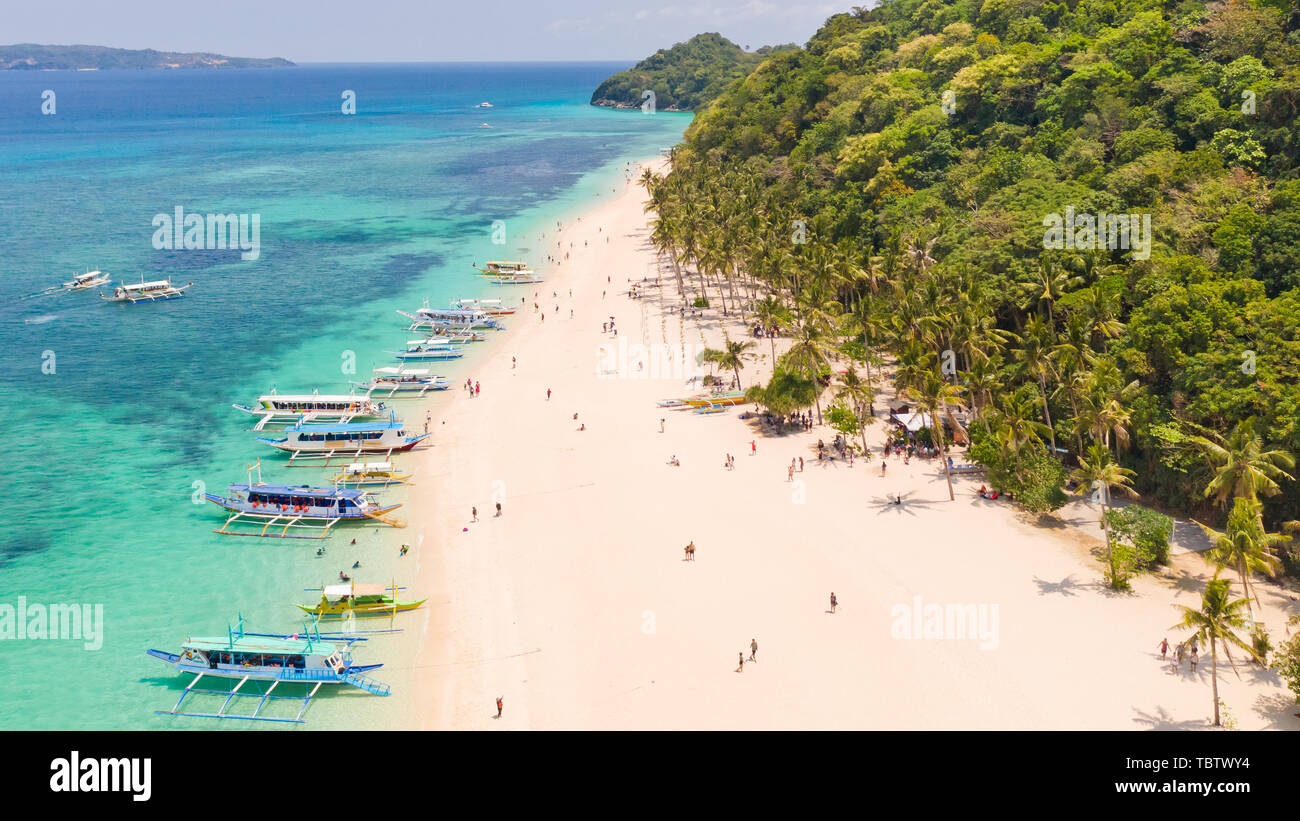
[0,64,687,729]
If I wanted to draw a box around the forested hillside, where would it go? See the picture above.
[591,33,793,111]
[647,0,1300,565]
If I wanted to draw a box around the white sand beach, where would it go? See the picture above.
[404,159,1300,731]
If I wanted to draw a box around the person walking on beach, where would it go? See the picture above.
[1159,637,1169,659]
[684,540,696,561]
[496,696,503,718]
[799,457,804,472]
[749,638,758,662]
[495,502,502,517]
[659,418,665,433]
[512,356,516,369]
[472,506,478,522]
[546,388,551,400]
[736,652,744,673]
[1190,642,1199,671]
[1172,643,1184,672]
[751,440,756,456]
[829,592,838,613]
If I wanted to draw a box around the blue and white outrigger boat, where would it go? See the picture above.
[256,412,431,467]
[147,616,390,723]
[204,461,405,537]
[351,366,450,398]
[391,338,466,361]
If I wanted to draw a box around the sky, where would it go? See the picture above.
[5,1,856,62]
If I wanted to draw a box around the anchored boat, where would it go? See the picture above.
[233,390,390,430]
[474,260,533,277]
[147,617,390,723]
[452,297,516,316]
[101,277,193,304]
[399,305,504,331]
[297,581,426,620]
[329,461,412,488]
[391,338,466,361]
[256,413,430,466]
[204,462,405,537]
[351,366,449,398]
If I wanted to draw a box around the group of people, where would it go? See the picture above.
[1158,637,1200,672]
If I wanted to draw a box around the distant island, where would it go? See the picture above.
[0,44,294,71]
[591,33,793,112]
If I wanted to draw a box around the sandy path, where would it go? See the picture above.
[405,159,1300,731]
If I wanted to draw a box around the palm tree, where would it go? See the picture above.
[1013,314,1060,457]
[1189,418,1296,509]
[1171,575,1258,726]
[753,294,790,363]
[1069,443,1138,578]
[1195,496,1288,615]
[835,367,876,454]
[914,369,966,501]
[700,333,757,389]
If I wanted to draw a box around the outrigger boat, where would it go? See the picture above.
[62,270,112,291]
[147,616,390,723]
[658,390,747,410]
[257,413,431,466]
[100,277,193,304]
[205,462,405,537]
[232,389,390,431]
[351,366,450,398]
[399,305,505,331]
[474,260,534,277]
[487,271,544,286]
[392,338,466,361]
[452,297,516,316]
[297,580,426,620]
[329,461,412,488]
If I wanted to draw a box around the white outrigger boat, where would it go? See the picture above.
[62,270,112,291]
[392,338,466,361]
[451,297,516,316]
[351,366,450,398]
[257,413,431,466]
[147,616,390,723]
[232,390,391,431]
[398,305,504,331]
[101,277,193,304]
[204,461,405,536]
[487,271,544,285]
[329,461,412,488]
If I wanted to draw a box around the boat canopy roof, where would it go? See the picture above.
[344,462,393,473]
[374,367,433,376]
[184,635,336,655]
[285,419,402,433]
[123,279,173,291]
[260,394,366,403]
[233,483,369,500]
[323,583,387,597]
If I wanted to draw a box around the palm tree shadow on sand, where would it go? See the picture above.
[1031,574,1104,597]
[870,492,937,517]
[1130,705,1214,730]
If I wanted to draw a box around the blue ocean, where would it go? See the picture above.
[0,63,688,728]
